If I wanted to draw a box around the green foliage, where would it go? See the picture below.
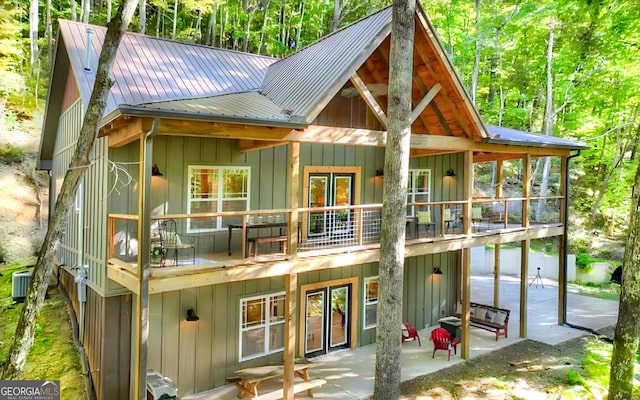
[0,263,86,397]
[576,252,592,270]
[0,144,25,164]
[566,369,585,386]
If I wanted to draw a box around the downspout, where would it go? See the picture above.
[561,150,580,325]
[132,118,160,400]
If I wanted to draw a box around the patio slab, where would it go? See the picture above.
[184,274,619,400]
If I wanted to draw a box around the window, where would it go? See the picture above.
[239,292,285,361]
[407,169,431,217]
[364,276,378,329]
[187,166,250,232]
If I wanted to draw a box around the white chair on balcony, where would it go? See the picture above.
[158,219,196,266]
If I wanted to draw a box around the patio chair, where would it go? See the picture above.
[158,219,195,266]
[472,207,488,231]
[415,211,435,238]
[401,322,421,346]
[430,327,459,361]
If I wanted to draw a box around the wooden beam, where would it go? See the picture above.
[286,126,387,147]
[238,139,285,153]
[283,273,297,400]
[410,83,441,124]
[350,73,388,128]
[157,119,292,140]
[520,239,530,338]
[409,148,459,158]
[106,117,145,148]
[494,160,503,309]
[288,143,300,255]
[106,261,140,294]
[522,154,531,228]
[415,10,487,140]
[461,247,471,359]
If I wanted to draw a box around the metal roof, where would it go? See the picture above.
[261,7,393,122]
[486,125,588,150]
[59,19,277,117]
[113,92,303,127]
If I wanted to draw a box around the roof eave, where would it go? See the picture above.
[485,137,590,151]
[114,105,308,130]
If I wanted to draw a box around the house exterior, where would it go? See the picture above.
[38,5,587,399]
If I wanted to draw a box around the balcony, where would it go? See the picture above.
[107,197,563,275]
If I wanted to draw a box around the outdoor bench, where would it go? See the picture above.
[247,235,288,257]
[454,302,510,341]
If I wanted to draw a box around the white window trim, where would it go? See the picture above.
[239,291,285,362]
[407,169,431,217]
[363,276,379,330]
[187,165,250,233]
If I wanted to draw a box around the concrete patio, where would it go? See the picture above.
[185,274,619,399]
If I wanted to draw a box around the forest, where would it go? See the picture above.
[1,0,639,253]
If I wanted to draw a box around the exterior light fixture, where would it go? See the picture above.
[375,168,384,177]
[152,164,163,176]
[186,308,199,322]
[445,168,456,177]
[433,266,443,275]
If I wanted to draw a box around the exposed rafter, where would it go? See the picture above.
[410,82,441,123]
[350,73,388,128]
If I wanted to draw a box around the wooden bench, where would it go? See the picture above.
[233,364,318,398]
[454,302,510,341]
[253,378,327,400]
[247,236,288,257]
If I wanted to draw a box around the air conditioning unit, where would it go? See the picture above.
[12,270,32,302]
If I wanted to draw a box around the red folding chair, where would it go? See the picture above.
[430,327,459,361]
[401,322,421,346]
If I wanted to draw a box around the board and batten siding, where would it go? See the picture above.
[146,277,285,396]
[52,98,111,294]
[59,268,131,400]
[145,253,457,396]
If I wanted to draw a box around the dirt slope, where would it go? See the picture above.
[0,116,48,263]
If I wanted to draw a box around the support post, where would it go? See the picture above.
[132,119,158,399]
[463,150,472,236]
[493,160,503,308]
[283,273,297,400]
[461,247,471,359]
[288,142,300,255]
[558,155,568,324]
[520,239,529,338]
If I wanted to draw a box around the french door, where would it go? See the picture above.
[308,173,354,241]
[304,285,350,358]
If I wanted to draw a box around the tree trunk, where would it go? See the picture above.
[331,0,343,33]
[46,0,53,68]
[172,0,179,40]
[206,4,218,46]
[81,0,90,23]
[257,0,270,54]
[470,0,480,105]
[373,0,415,398]
[70,0,78,21]
[139,0,146,33]
[608,161,640,399]
[0,0,138,380]
[29,0,38,73]
[536,19,555,221]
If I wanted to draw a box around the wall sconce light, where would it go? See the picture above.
[152,164,163,176]
[375,168,384,177]
[445,168,456,177]
[186,308,200,322]
[433,266,443,275]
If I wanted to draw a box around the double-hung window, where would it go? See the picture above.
[363,276,379,329]
[239,292,285,361]
[407,169,431,217]
[187,166,250,232]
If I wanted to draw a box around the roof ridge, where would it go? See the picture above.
[272,6,392,64]
[131,90,263,106]
[58,19,279,62]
